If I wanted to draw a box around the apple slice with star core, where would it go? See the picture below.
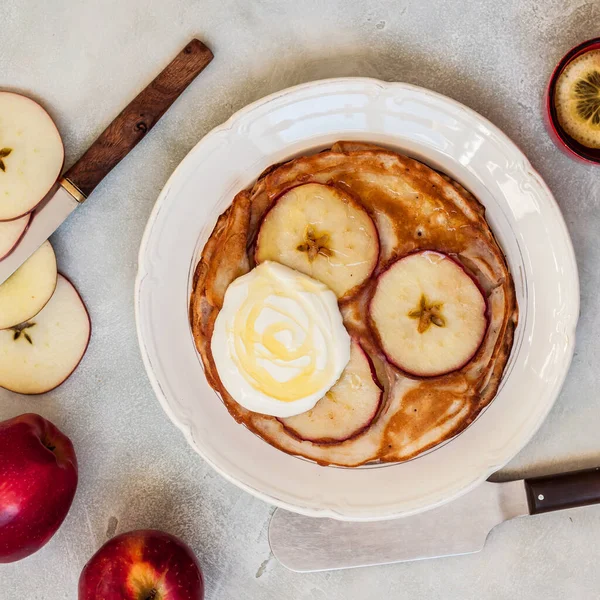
[0,274,90,394]
[0,213,30,260]
[255,183,379,299]
[369,251,488,377]
[0,92,64,221]
[0,240,57,330]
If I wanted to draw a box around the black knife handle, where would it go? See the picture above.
[525,467,600,515]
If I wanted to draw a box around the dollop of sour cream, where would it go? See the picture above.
[211,261,351,417]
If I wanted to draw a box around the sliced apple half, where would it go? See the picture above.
[0,213,30,260]
[280,340,382,443]
[369,251,488,377]
[255,183,379,298]
[0,240,57,329]
[0,274,90,394]
[0,92,64,221]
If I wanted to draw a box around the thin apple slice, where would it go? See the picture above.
[255,183,379,299]
[0,274,90,394]
[280,340,382,443]
[370,251,488,377]
[0,92,64,221]
[0,240,57,329]
[0,214,30,260]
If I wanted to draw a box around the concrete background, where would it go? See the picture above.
[1,0,599,597]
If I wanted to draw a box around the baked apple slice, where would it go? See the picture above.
[0,92,64,221]
[0,214,30,260]
[280,340,382,443]
[255,183,379,298]
[370,251,487,377]
[0,275,90,394]
[0,240,57,330]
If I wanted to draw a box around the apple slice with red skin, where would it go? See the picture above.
[255,183,379,299]
[0,240,57,330]
[369,250,488,377]
[0,213,30,260]
[79,530,204,600]
[0,92,64,221]
[0,274,90,394]
[0,413,77,563]
[280,340,383,444]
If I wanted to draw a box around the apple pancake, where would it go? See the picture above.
[190,142,517,467]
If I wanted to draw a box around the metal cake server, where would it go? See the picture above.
[0,39,213,285]
[269,467,600,572]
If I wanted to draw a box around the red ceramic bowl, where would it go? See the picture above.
[545,37,600,165]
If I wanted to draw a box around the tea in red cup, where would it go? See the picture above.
[546,37,600,164]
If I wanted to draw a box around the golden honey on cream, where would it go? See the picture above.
[211,261,350,417]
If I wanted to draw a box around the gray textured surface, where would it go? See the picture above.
[1,0,599,598]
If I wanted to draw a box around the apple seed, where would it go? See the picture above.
[0,147,12,172]
[407,294,446,334]
[296,225,332,262]
[11,321,36,344]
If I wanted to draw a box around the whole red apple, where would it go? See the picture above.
[79,530,204,600]
[0,413,78,562]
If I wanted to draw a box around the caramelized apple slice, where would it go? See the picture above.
[370,251,488,377]
[280,340,382,443]
[0,214,30,260]
[255,183,379,299]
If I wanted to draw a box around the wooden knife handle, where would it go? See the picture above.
[525,467,600,515]
[62,39,213,198]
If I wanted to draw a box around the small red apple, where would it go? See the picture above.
[0,413,78,563]
[79,530,204,600]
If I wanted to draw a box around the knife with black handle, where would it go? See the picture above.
[269,467,600,572]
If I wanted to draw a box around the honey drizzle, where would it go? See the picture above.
[231,272,337,402]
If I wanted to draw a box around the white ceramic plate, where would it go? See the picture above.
[135,78,579,521]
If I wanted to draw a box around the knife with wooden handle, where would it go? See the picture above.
[0,39,213,284]
[269,467,600,572]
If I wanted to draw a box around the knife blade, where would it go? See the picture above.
[269,467,600,572]
[0,185,79,282]
[0,39,213,285]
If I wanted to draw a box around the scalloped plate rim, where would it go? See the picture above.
[135,77,579,521]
